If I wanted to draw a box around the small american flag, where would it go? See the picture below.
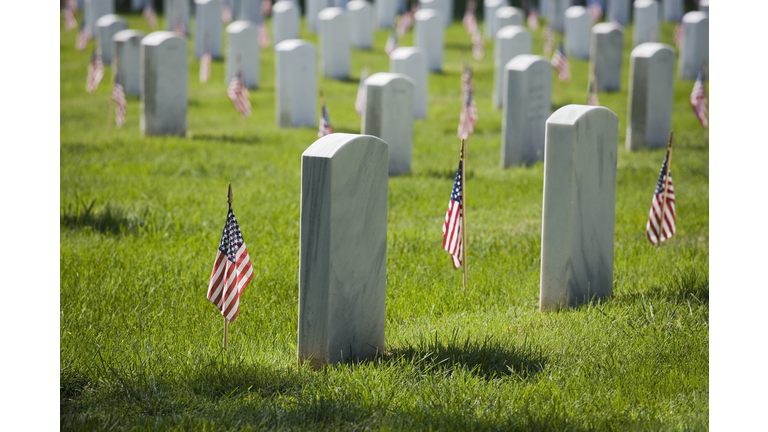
[143,4,158,29]
[673,20,684,49]
[86,50,104,93]
[258,23,270,49]
[588,1,603,24]
[385,31,398,56]
[645,149,676,246]
[318,100,333,138]
[471,30,484,60]
[227,73,251,117]
[355,66,369,118]
[397,8,416,37]
[222,1,233,23]
[527,8,539,30]
[112,73,127,128]
[174,18,186,36]
[64,0,78,31]
[588,76,599,106]
[200,52,212,83]
[543,25,554,56]
[457,67,478,140]
[262,0,272,18]
[207,205,254,322]
[690,70,708,128]
[76,22,91,51]
[551,43,571,82]
[463,0,478,35]
[442,160,464,268]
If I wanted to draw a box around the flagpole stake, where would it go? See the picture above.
[223,182,233,348]
[107,56,119,134]
[460,139,468,292]
[656,132,674,251]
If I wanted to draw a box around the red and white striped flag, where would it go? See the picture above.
[222,2,233,23]
[457,67,478,140]
[76,22,91,51]
[551,43,571,82]
[673,20,684,49]
[174,18,186,36]
[588,76,599,106]
[442,160,464,268]
[318,100,333,137]
[86,50,104,93]
[207,206,254,323]
[397,7,416,37]
[543,25,554,56]
[471,29,484,60]
[690,70,708,128]
[64,0,78,31]
[143,4,158,29]
[112,73,127,128]
[355,66,369,118]
[262,0,272,18]
[227,73,251,117]
[646,149,676,245]
[463,0,478,35]
[588,1,603,24]
[385,31,398,56]
[258,23,270,49]
[527,8,539,30]
[200,52,212,83]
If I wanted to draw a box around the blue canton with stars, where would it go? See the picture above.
[218,207,245,264]
[654,151,670,195]
[450,161,463,204]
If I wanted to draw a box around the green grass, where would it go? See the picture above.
[60,10,708,431]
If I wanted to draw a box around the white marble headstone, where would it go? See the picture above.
[419,0,450,27]
[195,0,223,59]
[318,7,350,80]
[164,0,191,34]
[362,73,416,176]
[590,22,623,92]
[272,1,300,47]
[540,105,618,311]
[698,0,708,13]
[493,26,531,109]
[606,0,630,26]
[226,21,260,88]
[660,0,682,22]
[626,43,675,151]
[564,6,590,60]
[95,14,128,64]
[140,32,188,136]
[238,0,263,24]
[546,0,571,33]
[298,133,388,368]
[494,6,524,33]
[484,0,509,38]
[502,55,552,168]
[633,0,659,47]
[113,29,144,96]
[85,0,114,33]
[275,39,317,127]
[376,0,397,28]
[307,0,330,32]
[347,1,373,50]
[390,47,428,119]
[678,11,709,80]
[415,9,444,72]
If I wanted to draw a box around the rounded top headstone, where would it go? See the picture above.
[631,42,674,59]
[505,54,550,71]
[497,25,528,39]
[365,72,416,89]
[346,0,370,12]
[592,22,623,35]
[683,11,708,24]
[227,20,255,33]
[318,7,345,20]
[273,1,297,13]
[113,29,145,42]
[564,5,587,18]
[390,46,425,60]
[302,133,388,159]
[141,31,185,47]
[96,14,127,27]
[486,0,505,8]
[496,6,520,19]
[547,104,618,126]
[275,38,314,51]
[634,0,655,8]
[415,8,438,20]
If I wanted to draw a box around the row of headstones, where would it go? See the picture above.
[297,104,617,367]
[540,0,708,31]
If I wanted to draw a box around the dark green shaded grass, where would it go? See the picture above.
[61,10,708,431]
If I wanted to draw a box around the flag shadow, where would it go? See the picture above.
[60,198,149,235]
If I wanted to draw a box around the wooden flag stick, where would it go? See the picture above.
[224,182,233,348]
[657,132,674,251]
[460,139,468,291]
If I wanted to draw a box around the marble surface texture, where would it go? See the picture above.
[272,1,300,47]
[626,43,674,151]
[502,55,552,168]
[85,0,114,33]
[140,32,188,136]
[483,0,509,39]
[606,0,630,26]
[362,73,416,176]
[238,0,262,25]
[546,0,570,33]
[275,39,317,127]
[660,0,682,22]
[415,9,444,72]
[590,23,623,92]
[419,0,451,27]
[164,0,190,33]
[494,7,524,34]
[347,1,373,50]
[194,0,223,59]
[113,29,144,96]
[678,11,708,80]
[298,133,388,368]
[564,6,590,60]
[96,15,127,64]
[633,0,659,47]
[493,26,531,109]
[307,0,328,32]
[319,7,350,80]
[226,21,260,88]
[540,105,618,311]
[376,0,397,28]
[390,47,428,119]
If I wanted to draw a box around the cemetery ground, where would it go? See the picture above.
[60,13,708,431]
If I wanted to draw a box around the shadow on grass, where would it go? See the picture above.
[60,197,148,235]
[190,133,261,145]
[418,168,475,180]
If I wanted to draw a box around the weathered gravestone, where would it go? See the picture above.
[564,6,589,60]
[164,0,191,34]
[415,9,444,72]
[307,0,329,32]
[140,32,188,136]
[390,47,428,119]
[377,0,397,28]
[226,21,260,88]
[546,0,571,33]
[484,0,509,38]
[590,22,623,91]
[678,11,709,80]
[501,55,552,168]
[272,1,300,47]
[626,43,674,151]
[494,26,531,109]
[85,0,114,33]
[238,0,262,24]
[298,133,388,368]
[195,0,223,59]
[660,0,682,22]
[419,0,451,27]
[540,105,618,311]
[606,0,630,26]
[113,29,144,96]
[633,0,658,47]
[495,7,525,32]
[347,1,373,49]
[95,14,127,64]
[275,39,317,127]
[362,73,416,176]
[319,7,350,80]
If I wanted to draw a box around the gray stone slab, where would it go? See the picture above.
[226,21,260,88]
[275,39,317,127]
[698,0,708,13]
[633,0,658,47]
[298,133,388,368]
[626,43,674,151]
[590,22,623,92]
[419,0,450,27]
[362,73,415,176]
[113,29,145,96]
[502,55,552,168]
[564,6,589,60]
[85,0,114,33]
[390,47,428,119]
[540,105,618,311]
[272,1,300,47]
[660,0,682,22]
[493,26,531,109]
[678,11,708,80]
[484,0,509,38]
[494,6,524,33]
[308,0,331,32]
[195,0,223,59]
[95,14,128,64]
[606,0,630,26]
[347,1,373,49]
[238,0,262,24]
[376,0,397,28]
[319,7,350,80]
[164,0,191,34]
[140,32,188,136]
[546,0,571,33]
[415,9,444,72]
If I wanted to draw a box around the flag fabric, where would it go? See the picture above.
[112,73,127,128]
[355,66,369,118]
[227,73,251,117]
[64,0,78,31]
[588,77,599,106]
[258,23,270,49]
[442,160,464,268]
[207,206,254,322]
[76,22,91,51]
[174,19,186,36]
[527,8,539,30]
[645,150,676,245]
[86,50,104,93]
[143,4,158,29]
[463,0,478,35]
[222,2,233,23]
[318,101,333,137]
[262,0,272,18]
[588,1,603,24]
[690,70,708,128]
[200,52,212,83]
[457,68,478,140]
[397,8,416,37]
[551,43,571,82]
[471,30,484,60]
[673,20,684,48]
[543,25,554,56]
[385,31,398,56]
